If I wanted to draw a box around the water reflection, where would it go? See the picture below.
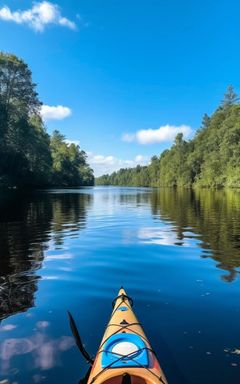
[150,189,240,282]
[1,187,240,321]
[0,190,93,320]
[0,320,74,374]
[138,226,196,247]
[0,187,240,384]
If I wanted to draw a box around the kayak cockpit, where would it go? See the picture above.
[103,374,147,384]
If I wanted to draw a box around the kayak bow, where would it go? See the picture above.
[87,288,168,384]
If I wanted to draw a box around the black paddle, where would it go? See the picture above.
[67,311,94,365]
[78,366,92,384]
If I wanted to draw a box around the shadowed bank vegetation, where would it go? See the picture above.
[0,52,94,188]
[97,86,240,188]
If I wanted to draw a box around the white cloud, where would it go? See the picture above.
[87,152,150,177]
[65,139,80,146]
[135,155,146,162]
[122,133,135,142]
[41,105,72,121]
[122,124,192,145]
[0,1,77,32]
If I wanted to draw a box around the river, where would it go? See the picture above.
[0,187,240,383]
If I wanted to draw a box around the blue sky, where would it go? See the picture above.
[0,0,239,176]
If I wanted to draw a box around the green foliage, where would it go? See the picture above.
[96,165,151,187]
[0,52,48,187]
[0,52,94,188]
[221,85,239,109]
[97,86,240,188]
[50,130,94,186]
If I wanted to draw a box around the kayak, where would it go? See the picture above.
[86,287,168,384]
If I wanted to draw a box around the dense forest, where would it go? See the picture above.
[0,52,94,189]
[97,86,240,188]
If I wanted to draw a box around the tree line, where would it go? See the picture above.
[0,52,94,189]
[97,86,240,188]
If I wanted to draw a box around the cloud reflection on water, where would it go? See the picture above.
[138,226,193,247]
[0,324,17,332]
[0,321,74,374]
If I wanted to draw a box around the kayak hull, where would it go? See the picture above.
[87,288,168,384]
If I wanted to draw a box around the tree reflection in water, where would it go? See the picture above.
[150,188,240,282]
[0,190,93,320]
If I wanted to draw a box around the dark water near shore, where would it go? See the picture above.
[0,187,240,384]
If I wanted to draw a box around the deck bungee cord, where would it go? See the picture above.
[89,347,167,384]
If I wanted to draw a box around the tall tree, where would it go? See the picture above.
[0,52,94,188]
[0,53,40,142]
[201,113,211,129]
[221,85,239,109]
[0,53,47,187]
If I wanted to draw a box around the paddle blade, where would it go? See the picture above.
[67,311,94,364]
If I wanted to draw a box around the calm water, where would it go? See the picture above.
[0,187,240,384]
